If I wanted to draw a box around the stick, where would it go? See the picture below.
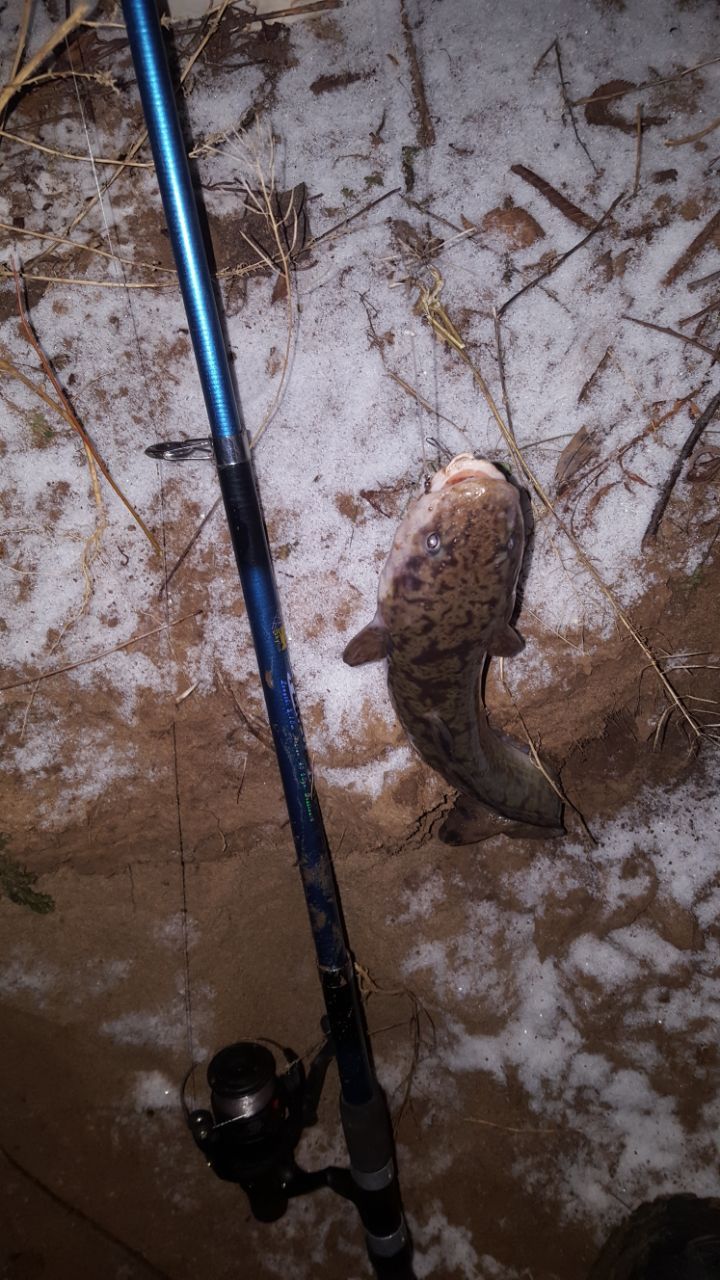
[386,370,468,435]
[399,0,435,148]
[498,192,623,317]
[642,392,720,545]
[679,297,720,326]
[622,313,720,360]
[0,611,202,692]
[510,164,595,231]
[301,188,401,259]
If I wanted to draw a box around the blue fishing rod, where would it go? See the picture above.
[121,1,413,1273]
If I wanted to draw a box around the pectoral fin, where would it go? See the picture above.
[343,616,390,666]
[438,793,563,846]
[488,623,525,658]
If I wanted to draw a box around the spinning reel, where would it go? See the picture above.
[186,1025,346,1223]
[186,1019,411,1280]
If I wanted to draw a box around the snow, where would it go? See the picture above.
[3,0,720,797]
[395,757,720,1235]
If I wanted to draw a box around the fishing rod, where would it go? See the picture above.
[121,1,414,1273]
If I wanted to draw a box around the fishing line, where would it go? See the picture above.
[63,28,197,1098]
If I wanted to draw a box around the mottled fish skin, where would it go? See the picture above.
[343,456,563,838]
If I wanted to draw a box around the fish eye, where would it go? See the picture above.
[426,531,441,554]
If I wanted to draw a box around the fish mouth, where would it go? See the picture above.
[429,454,507,493]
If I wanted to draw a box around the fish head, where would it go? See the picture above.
[378,454,526,650]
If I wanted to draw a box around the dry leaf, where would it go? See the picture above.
[271,273,288,304]
[481,206,545,249]
[554,425,598,495]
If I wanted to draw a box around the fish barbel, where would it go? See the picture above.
[343,454,563,843]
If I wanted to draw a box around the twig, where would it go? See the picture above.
[0,611,202,692]
[222,125,296,449]
[15,68,116,92]
[572,56,720,106]
[399,0,435,148]
[0,4,90,120]
[642,391,720,545]
[510,164,595,231]
[0,270,171,291]
[0,127,152,167]
[666,115,720,148]
[355,961,435,1136]
[679,297,720,326]
[0,220,177,276]
[688,267,720,293]
[215,667,272,750]
[622,313,720,360]
[633,103,643,195]
[549,37,599,175]
[159,498,222,598]
[310,186,401,254]
[8,266,162,555]
[570,394,696,517]
[76,1,340,34]
[663,210,720,287]
[498,192,624,317]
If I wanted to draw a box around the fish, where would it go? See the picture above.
[343,454,564,844]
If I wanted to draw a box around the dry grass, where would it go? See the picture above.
[220,122,297,448]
